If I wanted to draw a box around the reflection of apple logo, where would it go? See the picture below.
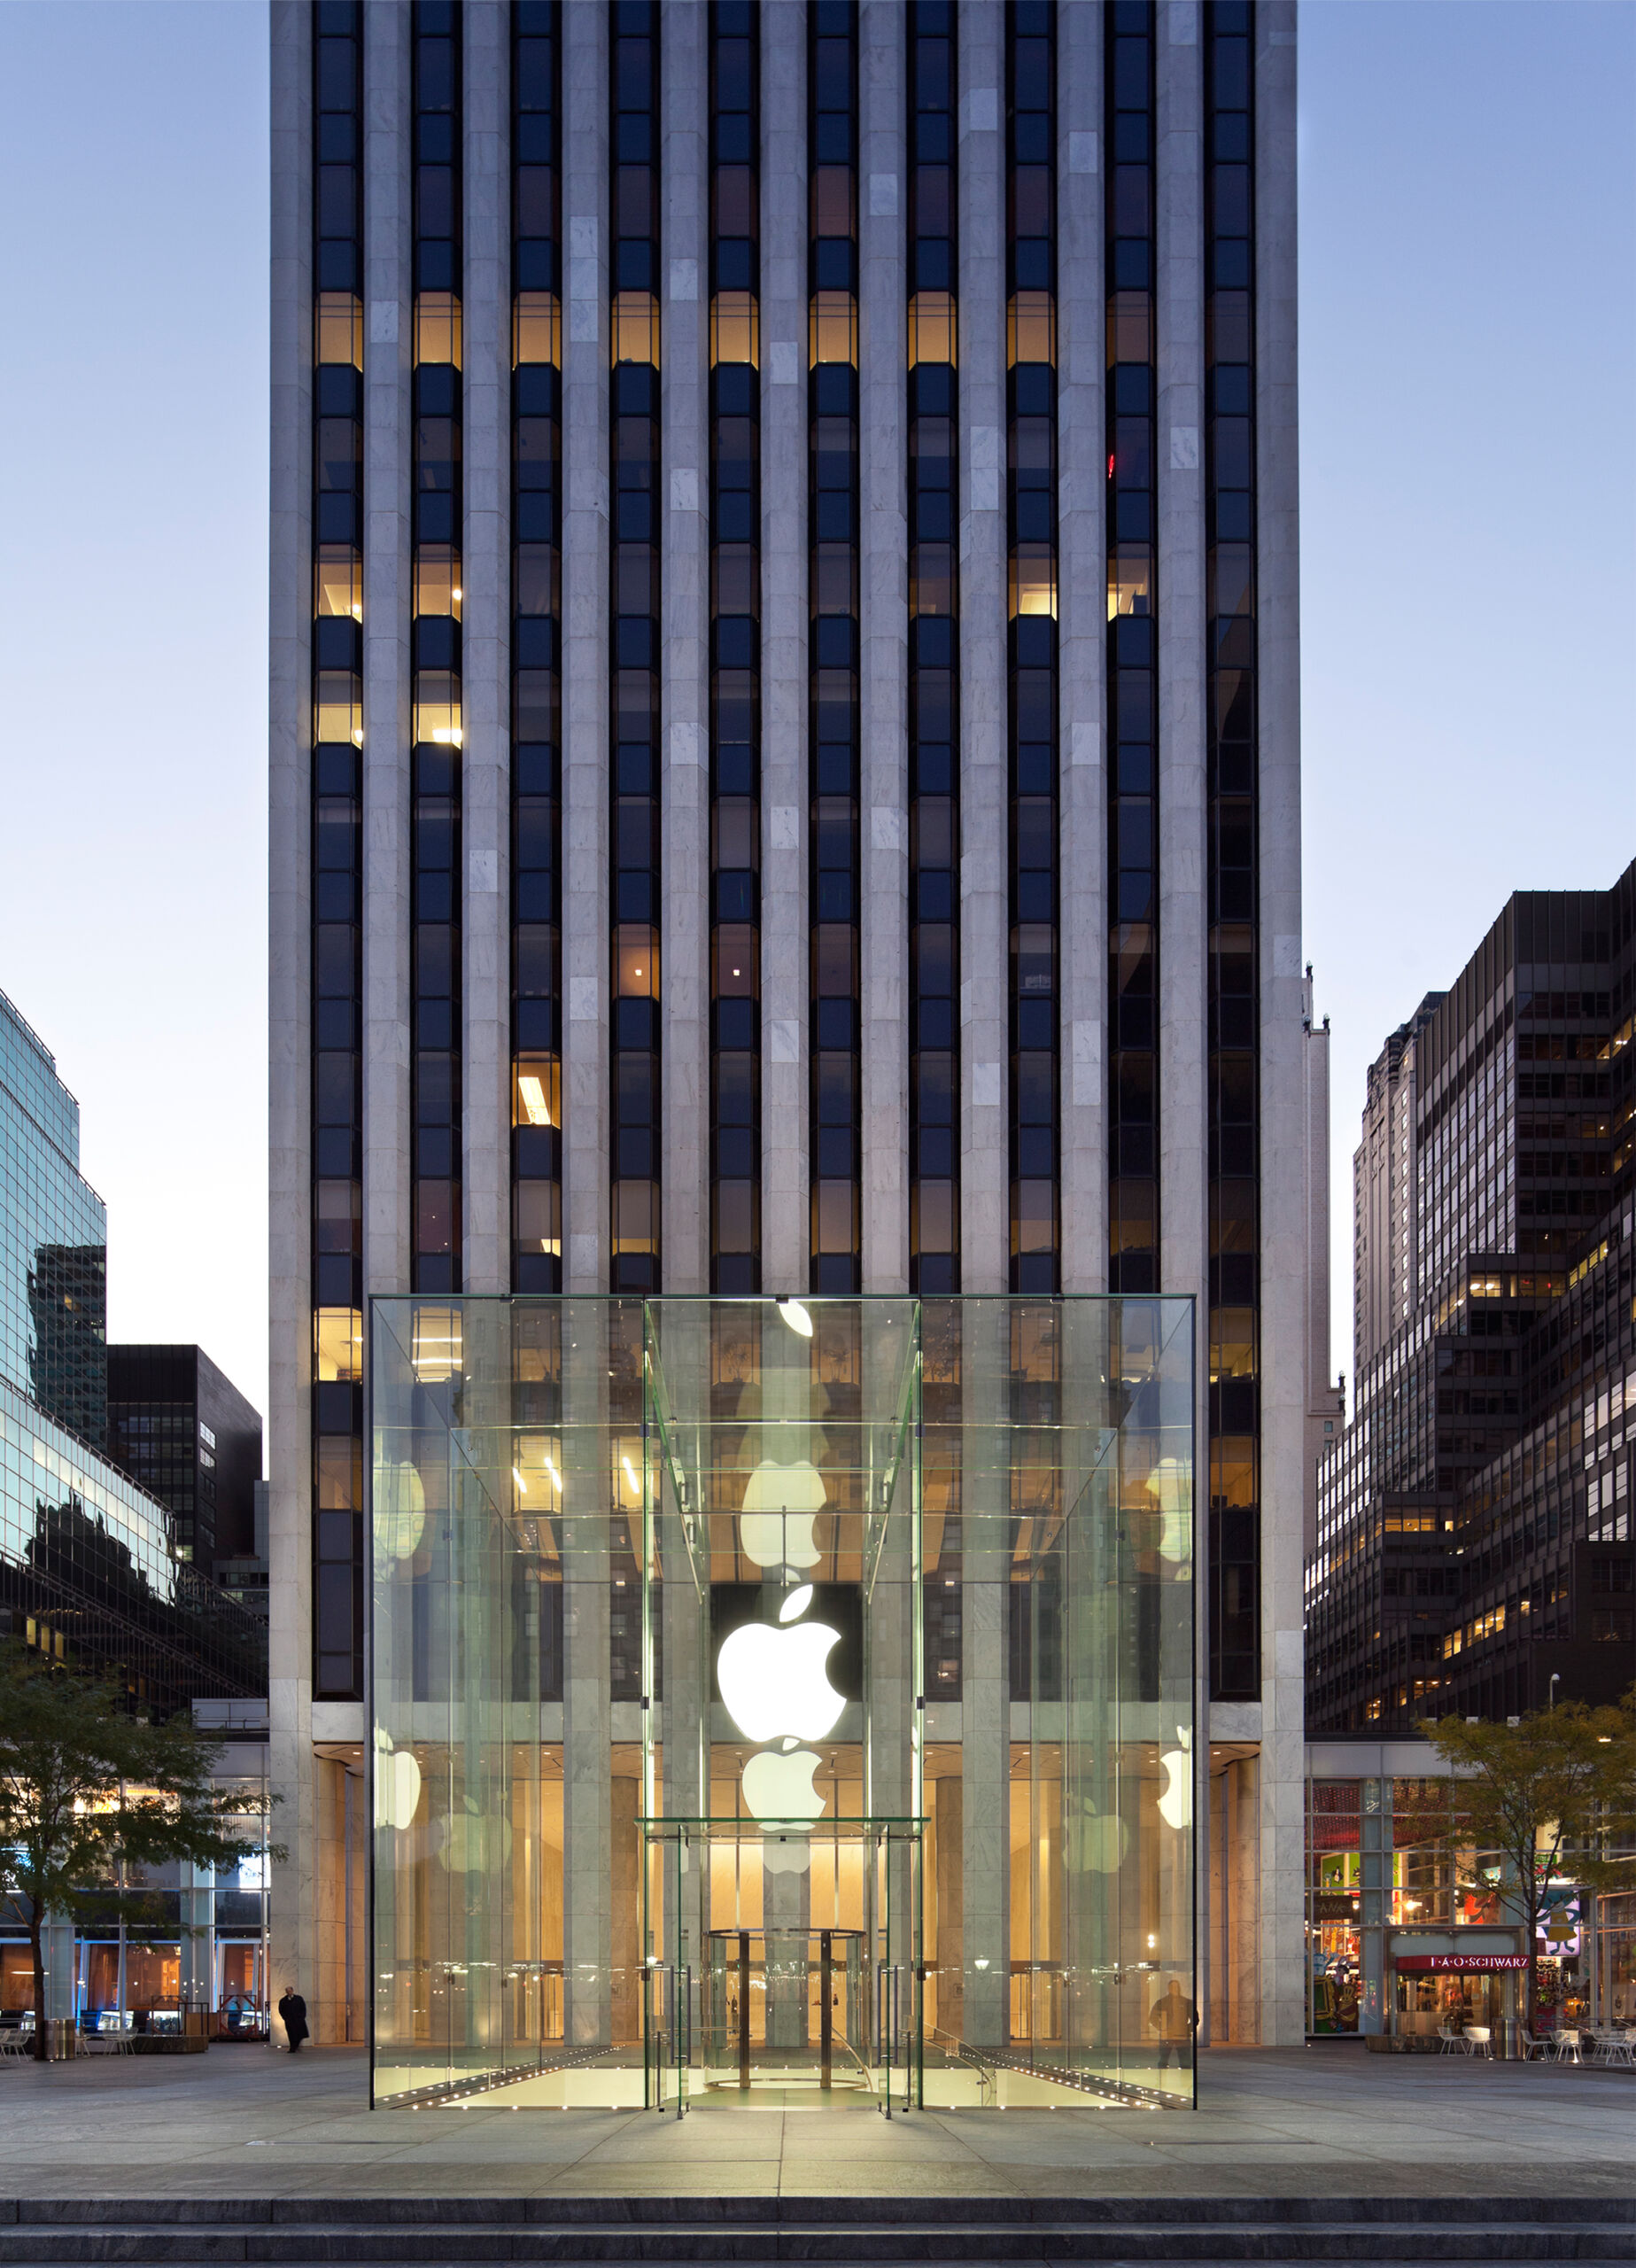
[741,1745,826,1822]
[1157,1728,1192,1829]
[739,1460,826,1571]
[1063,1803,1128,1876]
[1144,1456,1192,1566]
[376,1461,426,1563]
[373,1737,422,1832]
[717,1588,846,1744]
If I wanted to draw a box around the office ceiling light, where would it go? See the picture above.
[517,1075,552,1126]
[777,1298,813,1337]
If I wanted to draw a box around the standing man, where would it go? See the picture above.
[1148,1977,1199,2071]
[277,1982,310,2054]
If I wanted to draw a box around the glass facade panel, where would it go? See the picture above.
[370,1293,1194,2109]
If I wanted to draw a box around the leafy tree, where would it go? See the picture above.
[1417,1691,1636,2030]
[0,1642,277,2061]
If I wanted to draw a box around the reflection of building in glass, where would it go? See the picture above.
[1,988,107,1444]
[1308,866,1636,1735]
[106,1344,263,1576]
[269,5,1319,2070]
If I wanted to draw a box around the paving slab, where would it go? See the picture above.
[0,2045,1630,2200]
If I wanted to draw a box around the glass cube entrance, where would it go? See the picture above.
[369,1295,1195,2110]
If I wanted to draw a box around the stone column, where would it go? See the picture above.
[662,2,709,1293]
[267,0,317,2046]
[1055,3,1108,1293]
[859,0,908,1293]
[961,1298,1010,2047]
[1254,0,1307,2050]
[461,1,510,1294]
[957,2,1007,1297]
[561,1301,611,2047]
[562,4,609,1293]
[759,2,808,1293]
[1155,0,1211,2048]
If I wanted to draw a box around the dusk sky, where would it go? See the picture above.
[0,1,1630,1434]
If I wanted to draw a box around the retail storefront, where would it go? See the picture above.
[369,1293,1198,2111]
[1306,1747,1521,2038]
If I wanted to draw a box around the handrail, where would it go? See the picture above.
[927,2023,995,2106]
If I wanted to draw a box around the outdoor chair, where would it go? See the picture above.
[1517,2026,1550,2060]
[1465,2025,1493,2059]
[1436,2024,1470,2055]
[1552,2029,1582,2064]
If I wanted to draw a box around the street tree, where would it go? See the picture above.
[1417,1691,1636,2030]
[0,1642,275,2061]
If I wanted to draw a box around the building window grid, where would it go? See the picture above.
[510,3,562,1293]
[807,3,861,1295]
[1205,0,1260,1703]
[410,1,464,1297]
[907,3,959,1296]
[310,0,365,1703]
[1006,1,1059,1295]
[610,1,663,1294]
[1105,2,1158,1299]
[709,1,762,1295]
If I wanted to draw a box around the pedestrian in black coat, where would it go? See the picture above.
[277,1984,310,2054]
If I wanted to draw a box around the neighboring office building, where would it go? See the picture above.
[0,983,266,1713]
[269,0,1314,2060]
[1307,870,1636,1736]
[1351,990,1443,1377]
[107,1343,263,1576]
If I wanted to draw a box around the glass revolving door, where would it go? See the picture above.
[701,1927,871,2095]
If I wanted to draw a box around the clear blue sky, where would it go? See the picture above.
[0,3,1630,1428]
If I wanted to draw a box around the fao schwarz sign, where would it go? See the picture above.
[1396,1953,1529,1974]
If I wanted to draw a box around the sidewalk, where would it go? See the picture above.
[0,2045,1628,2200]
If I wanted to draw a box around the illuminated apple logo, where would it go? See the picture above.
[740,1744,826,1822]
[717,1588,846,1745]
[1157,1728,1192,1830]
[739,1458,826,1573]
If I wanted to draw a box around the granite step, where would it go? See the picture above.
[0,2208,1629,2268]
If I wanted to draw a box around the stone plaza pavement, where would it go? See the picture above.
[0,2046,1628,2202]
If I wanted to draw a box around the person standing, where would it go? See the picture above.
[1148,1977,1198,2070]
[277,1983,310,2054]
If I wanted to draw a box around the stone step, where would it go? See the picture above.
[4,2202,1632,2228]
[0,2223,1628,2266]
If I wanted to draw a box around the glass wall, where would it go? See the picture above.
[370,1294,1193,2108]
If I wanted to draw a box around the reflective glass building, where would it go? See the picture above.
[0,989,265,1713]
[269,0,1314,2075]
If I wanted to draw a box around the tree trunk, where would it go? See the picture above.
[27,1906,46,2065]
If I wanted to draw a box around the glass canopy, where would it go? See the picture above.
[368,1294,1196,2111]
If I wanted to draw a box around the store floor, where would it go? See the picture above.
[0,2044,1628,2199]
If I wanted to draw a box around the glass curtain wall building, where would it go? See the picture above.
[269,0,1310,2064]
